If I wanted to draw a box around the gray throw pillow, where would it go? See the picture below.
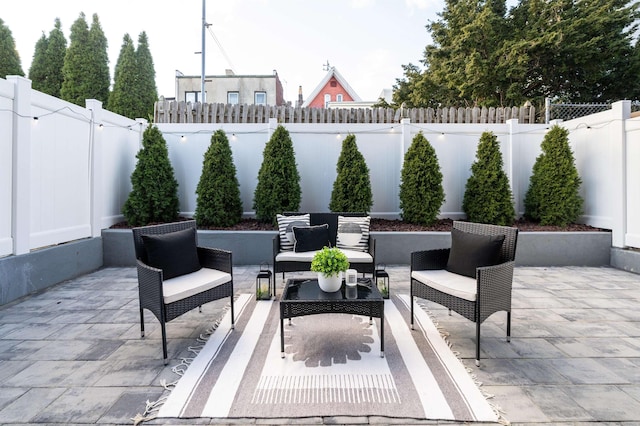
[446,228,505,278]
[142,227,201,280]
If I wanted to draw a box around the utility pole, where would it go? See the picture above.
[201,0,206,104]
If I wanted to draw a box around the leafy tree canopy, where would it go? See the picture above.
[0,18,25,78]
[393,0,640,109]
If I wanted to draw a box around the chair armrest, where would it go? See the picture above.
[198,246,232,274]
[476,261,515,294]
[273,235,282,256]
[136,259,164,304]
[367,236,376,257]
[411,248,450,271]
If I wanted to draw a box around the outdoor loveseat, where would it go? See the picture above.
[410,220,518,366]
[132,220,234,364]
[273,212,376,279]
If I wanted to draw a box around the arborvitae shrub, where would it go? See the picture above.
[253,125,301,223]
[462,131,515,225]
[524,125,583,226]
[329,134,373,213]
[399,132,445,224]
[195,129,242,227]
[122,124,179,226]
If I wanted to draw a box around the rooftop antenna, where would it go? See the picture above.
[323,60,332,71]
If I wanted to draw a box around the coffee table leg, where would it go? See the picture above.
[380,316,384,358]
[280,317,285,358]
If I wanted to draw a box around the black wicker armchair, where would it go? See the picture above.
[132,220,234,364]
[411,221,518,366]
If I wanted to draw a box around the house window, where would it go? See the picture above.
[227,91,239,104]
[324,94,331,108]
[330,80,337,87]
[185,91,205,103]
[336,94,343,102]
[255,91,267,105]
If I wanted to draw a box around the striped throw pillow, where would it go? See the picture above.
[336,216,370,252]
[277,214,310,251]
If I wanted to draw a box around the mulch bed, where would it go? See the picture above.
[110,217,608,232]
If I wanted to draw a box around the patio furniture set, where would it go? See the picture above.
[132,213,518,367]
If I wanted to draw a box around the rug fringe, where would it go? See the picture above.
[417,300,511,426]
[131,298,233,425]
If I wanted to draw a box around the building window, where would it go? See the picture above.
[336,94,343,102]
[227,91,239,104]
[255,91,267,105]
[185,91,205,103]
[324,94,331,108]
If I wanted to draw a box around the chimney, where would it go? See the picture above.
[297,86,303,108]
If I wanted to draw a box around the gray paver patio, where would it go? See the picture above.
[0,265,639,425]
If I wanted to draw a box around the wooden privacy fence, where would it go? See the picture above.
[154,101,537,124]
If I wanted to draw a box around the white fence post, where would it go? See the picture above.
[8,76,31,255]
[86,99,103,238]
[610,100,630,247]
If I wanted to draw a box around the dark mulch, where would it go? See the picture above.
[110,217,608,232]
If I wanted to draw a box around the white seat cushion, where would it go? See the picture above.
[411,269,477,302]
[163,268,231,304]
[276,249,373,263]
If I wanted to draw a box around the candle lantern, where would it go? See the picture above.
[374,263,390,299]
[255,262,273,300]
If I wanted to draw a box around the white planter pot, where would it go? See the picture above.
[317,272,342,292]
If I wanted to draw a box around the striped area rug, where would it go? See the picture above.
[157,293,499,423]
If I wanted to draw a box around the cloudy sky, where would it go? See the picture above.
[5,0,448,103]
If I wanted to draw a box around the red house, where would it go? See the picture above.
[301,66,361,108]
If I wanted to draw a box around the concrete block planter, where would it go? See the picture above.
[102,228,612,268]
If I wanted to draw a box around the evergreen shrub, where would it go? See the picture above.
[253,125,301,223]
[462,131,515,225]
[399,131,445,224]
[122,124,179,226]
[329,134,373,213]
[524,125,583,226]
[195,130,242,227]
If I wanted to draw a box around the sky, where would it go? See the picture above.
[4,0,446,103]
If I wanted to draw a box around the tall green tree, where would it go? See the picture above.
[29,33,49,90]
[394,0,640,108]
[329,134,373,213]
[462,131,515,225]
[108,34,138,117]
[135,31,158,119]
[88,13,110,104]
[426,0,509,106]
[507,0,640,103]
[29,18,67,97]
[60,13,91,105]
[253,125,301,223]
[122,124,179,226]
[195,130,243,227]
[0,18,24,78]
[61,13,110,106]
[399,132,445,225]
[524,125,583,226]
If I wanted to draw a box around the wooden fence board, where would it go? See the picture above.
[153,101,538,124]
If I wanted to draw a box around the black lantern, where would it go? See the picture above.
[375,263,390,299]
[256,262,273,300]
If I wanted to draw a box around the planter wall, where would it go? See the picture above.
[102,228,612,268]
[0,237,102,306]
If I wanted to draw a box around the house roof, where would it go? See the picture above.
[301,67,362,108]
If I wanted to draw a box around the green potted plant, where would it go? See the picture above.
[311,247,350,292]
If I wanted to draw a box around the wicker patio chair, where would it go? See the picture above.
[410,221,518,366]
[132,220,234,364]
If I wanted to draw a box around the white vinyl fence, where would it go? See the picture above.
[1,75,638,260]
